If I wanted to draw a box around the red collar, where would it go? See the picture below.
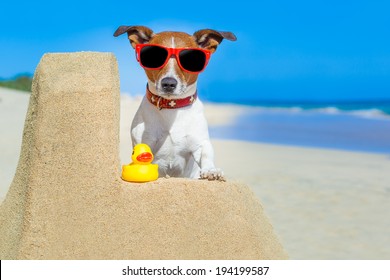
[146,86,197,110]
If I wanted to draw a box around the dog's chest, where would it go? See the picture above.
[155,111,200,155]
[151,122,196,176]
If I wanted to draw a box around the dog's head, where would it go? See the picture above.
[114,26,236,98]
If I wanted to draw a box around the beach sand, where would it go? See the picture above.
[1,87,390,259]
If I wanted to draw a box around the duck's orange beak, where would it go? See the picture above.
[136,152,153,162]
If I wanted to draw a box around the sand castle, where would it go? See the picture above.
[0,52,287,259]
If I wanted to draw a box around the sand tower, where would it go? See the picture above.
[0,52,287,259]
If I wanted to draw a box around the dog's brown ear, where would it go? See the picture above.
[193,29,237,53]
[114,25,154,48]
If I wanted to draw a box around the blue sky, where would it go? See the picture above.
[1,0,389,102]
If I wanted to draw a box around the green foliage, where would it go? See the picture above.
[0,75,32,92]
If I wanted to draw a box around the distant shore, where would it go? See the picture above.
[1,87,390,259]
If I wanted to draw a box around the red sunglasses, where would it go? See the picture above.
[135,44,212,73]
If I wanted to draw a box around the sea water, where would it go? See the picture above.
[208,100,390,154]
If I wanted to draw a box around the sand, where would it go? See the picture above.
[0,88,30,200]
[0,52,286,260]
[213,140,390,259]
[1,54,390,259]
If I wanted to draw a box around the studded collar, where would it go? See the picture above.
[146,86,197,110]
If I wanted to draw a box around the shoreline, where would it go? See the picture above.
[209,107,390,155]
[1,88,390,259]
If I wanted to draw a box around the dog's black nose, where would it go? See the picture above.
[161,77,177,92]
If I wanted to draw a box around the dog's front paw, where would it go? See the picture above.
[200,168,225,181]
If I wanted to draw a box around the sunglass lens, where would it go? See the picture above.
[140,46,168,68]
[179,50,206,72]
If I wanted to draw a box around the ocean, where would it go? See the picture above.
[208,100,390,154]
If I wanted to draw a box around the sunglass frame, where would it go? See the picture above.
[135,44,212,73]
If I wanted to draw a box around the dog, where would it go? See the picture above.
[114,25,236,180]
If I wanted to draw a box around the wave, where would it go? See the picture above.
[312,107,390,119]
[254,105,390,121]
[349,108,390,120]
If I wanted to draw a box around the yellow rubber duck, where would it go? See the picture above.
[121,143,159,183]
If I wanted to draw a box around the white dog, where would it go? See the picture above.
[114,25,236,180]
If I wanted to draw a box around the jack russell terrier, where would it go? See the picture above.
[114,25,236,181]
